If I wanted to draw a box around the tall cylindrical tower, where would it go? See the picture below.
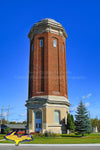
[25,18,70,134]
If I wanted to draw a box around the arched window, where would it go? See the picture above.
[54,110,60,123]
[35,111,42,119]
[40,39,43,47]
[53,39,56,47]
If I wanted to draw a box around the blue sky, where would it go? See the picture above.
[0,0,100,122]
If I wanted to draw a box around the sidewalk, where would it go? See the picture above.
[0,139,5,141]
[0,144,100,146]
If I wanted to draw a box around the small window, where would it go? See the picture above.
[39,123,41,128]
[36,123,38,128]
[63,45,64,52]
[40,39,43,47]
[32,44,33,51]
[54,110,60,124]
[53,40,56,47]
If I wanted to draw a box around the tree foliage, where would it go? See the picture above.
[67,113,75,132]
[9,121,27,124]
[22,121,27,124]
[4,127,11,134]
[91,118,100,132]
[75,100,92,136]
[9,121,17,124]
[0,119,7,124]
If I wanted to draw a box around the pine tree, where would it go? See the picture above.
[75,100,92,136]
[86,114,92,134]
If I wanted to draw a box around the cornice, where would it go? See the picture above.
[25,95,71,108]
[28,18,68,41]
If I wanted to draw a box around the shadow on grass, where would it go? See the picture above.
[61,135,82,137]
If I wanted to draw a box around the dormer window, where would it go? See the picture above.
[53,40,56,47]
[40,39,43,47]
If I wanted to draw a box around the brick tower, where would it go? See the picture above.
[25,18,70,134]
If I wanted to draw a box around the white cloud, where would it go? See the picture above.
[19,113,26,117]
[82,96,86,99]
[82,93,92,99]
[2,112,7,117]
[16,119,26,123]
[70,102,90,112]
[85,102,90,107]
[70,105,78,112]
[87,93,92,98]
[11,119,26,123]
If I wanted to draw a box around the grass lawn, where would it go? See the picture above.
[0,134,6,140]
[0,134,100,144]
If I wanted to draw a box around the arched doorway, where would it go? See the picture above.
[35,111,42,132]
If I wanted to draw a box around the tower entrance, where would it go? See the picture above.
[35,111,42,132]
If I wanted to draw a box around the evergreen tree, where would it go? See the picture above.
[67,113,71,130]
[67,113,75,132]
[70,114,75,131]
[86,115,92,134]
[75,100,92,136]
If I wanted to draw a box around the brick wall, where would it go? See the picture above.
[28,32,68,99]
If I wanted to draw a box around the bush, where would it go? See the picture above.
[30,132,36,135]
[37,133,44,137]
[4,127,11,134]
[44,131,60,137]
[17,130,25,134]
[30,132,44,137]
[30,132,39,135]
[30,131,60,137]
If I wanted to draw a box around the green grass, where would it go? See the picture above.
[0,134,5,140]
[0,134,100,144]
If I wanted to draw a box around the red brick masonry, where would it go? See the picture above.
[28,32,68,99]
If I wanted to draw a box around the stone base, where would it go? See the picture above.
[25,95,70,134]
[42,125,62,134]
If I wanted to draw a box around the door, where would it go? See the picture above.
[35,119,42,132]
[35,111,42,132]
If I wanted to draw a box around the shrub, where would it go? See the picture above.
[17,130,25,134]
[30,131,60,137]
[44,131,60,137]
[30,132,39,135]
[4,127,11,134]
[38,133,44,137]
